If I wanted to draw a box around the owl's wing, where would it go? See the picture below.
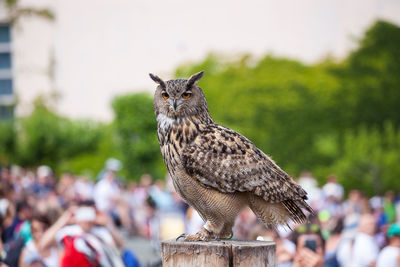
[181,124,309,204]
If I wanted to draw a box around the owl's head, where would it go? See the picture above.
[150,71,209,119]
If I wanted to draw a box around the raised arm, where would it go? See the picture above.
[38,207,75,251]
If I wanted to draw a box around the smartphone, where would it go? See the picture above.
[304,238,317,252]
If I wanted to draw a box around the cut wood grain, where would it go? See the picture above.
[161,239,276,267]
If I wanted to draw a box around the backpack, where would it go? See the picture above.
[60,235,100,267]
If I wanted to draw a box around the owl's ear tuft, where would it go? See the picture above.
[187,71,205,89]
[149,73,166,89]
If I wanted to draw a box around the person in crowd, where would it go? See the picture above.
[0,189,13,242]
[384,191,397,224]
[396,192,400,223]
[128,174,153,237]
[322,174,344,202]
[337,213,379,267]
[32,166,55,198]
[93,170,125,227]
[56,172,76,206]
[377,223,400,267]
[5,163,400,266]
[321,175,344,218]
[324,217,343,267]
[343,189,363,215]
[2,201,32,244]
[292,222,325,267]
[148,180,174,212]
[97,158,123,181]
[39,203,125,267]
[19,214,58,267]
[74,177,95,202]
[0,168,12,190]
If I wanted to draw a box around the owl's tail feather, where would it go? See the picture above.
[248,195,293,228]
[281,199,312,225]
[248,194,313,229]
[299,198,314,214]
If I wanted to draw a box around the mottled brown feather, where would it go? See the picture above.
[182,124,309,204]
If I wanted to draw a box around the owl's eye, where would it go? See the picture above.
[162,92,169,99]
[182,92,192,99]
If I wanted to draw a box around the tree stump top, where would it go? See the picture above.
[161,239,276,267]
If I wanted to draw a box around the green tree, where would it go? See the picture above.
[331,20,400,130]
[331,122,400,195]
[0,120,15,165]
[15,98,102,170]
[173,20,400,194]
[58,124,120,179]
[112,93,164,180]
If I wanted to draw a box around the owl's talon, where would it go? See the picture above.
[183,227,214,242]
[176,233,187,241]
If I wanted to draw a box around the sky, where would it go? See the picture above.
[14,0,400,120]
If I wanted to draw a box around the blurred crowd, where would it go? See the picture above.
[246,172,400,267]
[0,161,400,267]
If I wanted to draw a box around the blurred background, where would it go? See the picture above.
[0,0,400,266]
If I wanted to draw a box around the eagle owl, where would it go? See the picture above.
[150,71,312,241]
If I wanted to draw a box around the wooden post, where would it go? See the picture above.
[161,239,275,267]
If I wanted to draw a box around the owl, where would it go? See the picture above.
[150,71,312,241]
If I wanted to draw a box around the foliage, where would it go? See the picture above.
[0,0,55,23]
[174,20,400,194]
[0,120,15,165]
[58,124,120,179]
[332,122,400,196]
[14,99,102,171]
[112,93,164,180]
[333,21,400,130]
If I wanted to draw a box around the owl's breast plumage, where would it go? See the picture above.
[156,114,203,196]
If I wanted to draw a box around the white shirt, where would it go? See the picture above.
[353,233,379,267]
[93,177,120,212]
[337,233,379,267]
[322,182,344,200]
[377,246,400,267]
[23,240,59,267]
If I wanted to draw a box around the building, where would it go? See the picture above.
[0,0,54,120]
[0,23,13,119]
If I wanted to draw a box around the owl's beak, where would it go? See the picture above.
[173,99,178,110]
